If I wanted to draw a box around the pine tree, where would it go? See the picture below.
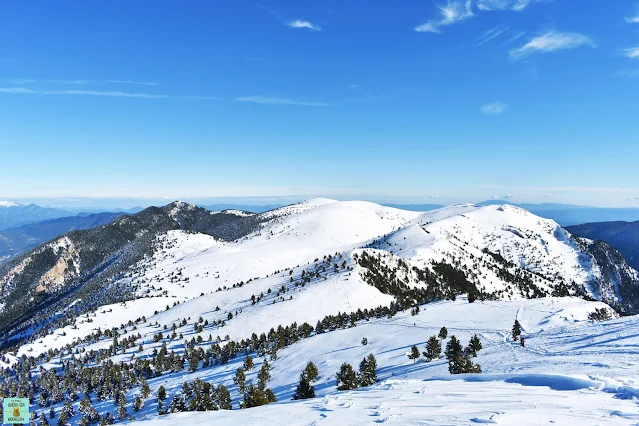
[49,407,55,419]
[408,345,420,363]
[361,337,368,346]
[257,362,271,391]
[40,413,49,426]
[169,395,187,413]
[117,398,128,420]
[243,354,254,371]
[336,363,358,390]
[293,373,315,400]
[438,327,448,339]
[216,385,232,410]
[133,396,144,412]
[467,334,482,357]
[359,353,377,387]
[303,361,319,382]
[140,379,151,399]
[234,367,247,394]
[445,335,463,362]
[157,385,167,402]
[57,410,70,426]
[424,335,442,361]
[241,384,275,408]
[512,320,522,341]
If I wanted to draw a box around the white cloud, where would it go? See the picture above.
[626,4,639,24]
[477,0,547,12]
[287,19,321,31]
[622,47,639,59]
[414,0,474,33]
[474,26,510,46]
[480,102,508,114]
[234,96,332,107]
[509,31,595,59]
[0,87,216,99]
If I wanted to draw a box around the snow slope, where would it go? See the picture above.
[113,297,639,425]
[4,199,639,425]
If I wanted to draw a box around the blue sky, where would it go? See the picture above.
[1,0,639,207]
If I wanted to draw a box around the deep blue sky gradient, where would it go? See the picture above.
[1,0,638,207]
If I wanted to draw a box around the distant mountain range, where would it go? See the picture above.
[475,200,639,227]
[0,202,73,230]
[0,212,125,264]
[567,221,639,271]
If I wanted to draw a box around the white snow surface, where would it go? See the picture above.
[0,200,21,207]
[5,199,639,425]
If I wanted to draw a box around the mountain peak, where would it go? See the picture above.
[0,201,21,207]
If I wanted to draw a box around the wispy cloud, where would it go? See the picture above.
[503,31,526,45]
[477,0,548,12]
[490,193,516,199]
[622,46,639,59]
[509,31,595,59]
[0,87,216,99]
[480,102,508,114]
[234,96,332,107]
[414,0,474,33]
[9,78,159,86]
[626,4,639,24]
[348,84,361,88]
[11,78,37,85]
[287,19,321,31]
[474,26,510,46]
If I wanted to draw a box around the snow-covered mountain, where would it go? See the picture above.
[1,199,638,425]
[0,202,73,230]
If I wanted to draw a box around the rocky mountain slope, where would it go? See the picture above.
[0,212,124,264]
[568,220,639,271]
[0,202,261,342]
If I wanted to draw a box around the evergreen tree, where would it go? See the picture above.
[49,407,55,419]
[336,363,358,391]
[133,396,144,412]
[512,320,522,341]
[438,327,448,339]
[424,335,442,361]
[216,385,232,410]
[241,384,275,408]
[293,373,315,400]
[303,361,319,382]
[40,413,49,426]
[408,345,420,363]
[157,385,167,402]
[117,398,128,420]
[234,367,247,394]
[257,362,271,391]
[57,410,70,426]
[243,354,254,371]
[361,337,368,346]
[445,335,463,362]
[169,395,187,413]
[140,379,151,399]
[467,334,482,357]
[359,353,377,387]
